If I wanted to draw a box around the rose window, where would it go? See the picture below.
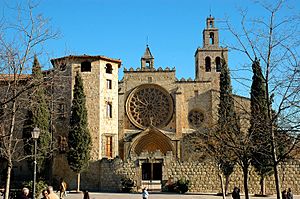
[126,84,174,129]
[188,109,204,128]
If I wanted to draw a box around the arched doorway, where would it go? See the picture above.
[129,127,175,190]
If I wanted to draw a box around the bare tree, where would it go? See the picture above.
[225,1,300,198]
[0,1,59,199]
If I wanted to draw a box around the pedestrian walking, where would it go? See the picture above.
[59,178,67,199]
[282,189,287,199]
[142,187,149,199]
[287,188,293,199]
[232,187,240,199]
[82,190,90,199]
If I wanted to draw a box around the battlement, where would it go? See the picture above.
[124,66,175,73]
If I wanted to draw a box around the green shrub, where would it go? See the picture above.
[175,178,189,194]
[120,178,135,193]
[162,178,189,194]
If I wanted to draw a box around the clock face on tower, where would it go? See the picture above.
[126,84,174,129]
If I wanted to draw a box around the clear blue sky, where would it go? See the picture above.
[1,0,299,97]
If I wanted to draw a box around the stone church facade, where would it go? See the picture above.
[48,16,252,192]
[5,16,300,194]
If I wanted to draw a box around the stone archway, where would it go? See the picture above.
[129,127,175,156]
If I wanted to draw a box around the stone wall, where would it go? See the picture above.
[73,158,300,195]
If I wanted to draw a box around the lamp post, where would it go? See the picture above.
[31,127,40,199]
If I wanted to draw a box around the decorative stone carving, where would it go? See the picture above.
[188,109,204,128]
[126,84,174,129]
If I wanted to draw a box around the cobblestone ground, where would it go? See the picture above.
[62,192,300,199]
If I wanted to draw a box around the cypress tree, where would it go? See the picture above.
[23,55,51,177]
[217,52,239,196]
[218,53,240,135]
[250,58,273,195]
[67,72,91,192]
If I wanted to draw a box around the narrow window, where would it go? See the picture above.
[194,90,199,96]
[216,57,221,72]
[146,61,150,68]
[148,77,152,83]
[107,102,112,118]
[205,57,211,72]
[106,63,113,74]
[105,136,113,157]
[209,32,214,45]
[107,79,112,89]
[209,21,213,28]
[81,61,91,72]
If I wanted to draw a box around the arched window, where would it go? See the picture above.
[209,21,213,28]
[205,57,211,72]
[209,32,214,45]
[145,61,150,68]
[81,61,91,72]
[106,63,113,74]
[216,57,221,72]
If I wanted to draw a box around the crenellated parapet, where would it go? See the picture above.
[124,66,175,73]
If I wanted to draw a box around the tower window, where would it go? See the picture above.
[106,102,112,118]
[105,136,113,158]
[209,32,214,45]
[205,57,211,72]
[106,63,113,74]
[209,21,213,28]
[81,61,91,72]
[146,61,150,68]
[216,57,221,72]
[107,79,112,89]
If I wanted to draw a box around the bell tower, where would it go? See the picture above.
[141,45,154,70]
[195,16,228,88]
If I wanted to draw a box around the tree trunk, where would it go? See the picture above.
[218,172,226,199]
[243,166,250,199]
[273,164,281,199]
[270,113,281,199]
[76,173,80,192]
[225,175,230,195]
[4,160,12,199]
[5,98,16,199]
[260,175,265,195]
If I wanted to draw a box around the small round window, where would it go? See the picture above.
[188,109,204,128]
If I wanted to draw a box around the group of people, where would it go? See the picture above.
[19,186,59,199]
[282,188,293,199]
[18,181,90,199]
[231,186,293,199]
[18,178,68,199]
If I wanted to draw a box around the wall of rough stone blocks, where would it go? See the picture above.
[76,158,300,195]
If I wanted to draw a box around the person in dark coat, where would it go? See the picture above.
[282,189,287,199]
[232,187,240,199]
[287,188,293,199]
[83,190,90,199]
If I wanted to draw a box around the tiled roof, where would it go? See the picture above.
[51,55,122,67]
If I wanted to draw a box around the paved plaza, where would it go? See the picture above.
[62,192,300,199]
